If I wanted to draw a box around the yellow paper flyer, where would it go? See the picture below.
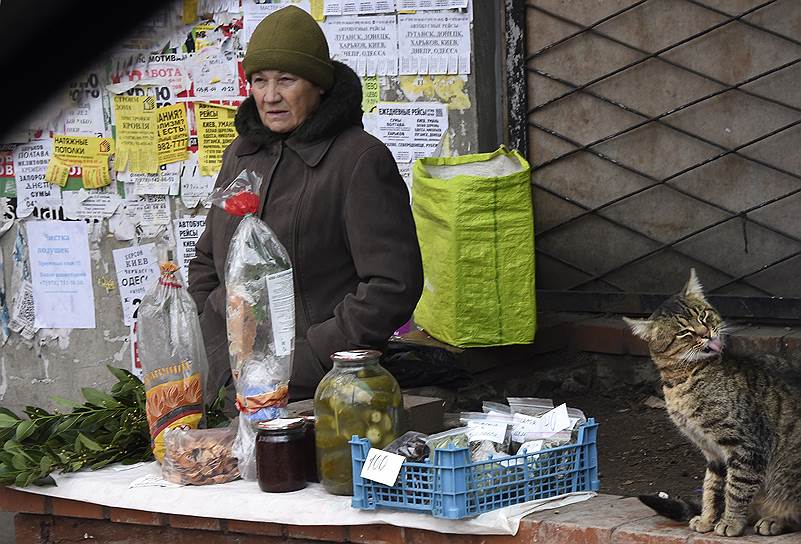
[114,95,159,174]
[45,135,115,188]
[362,76,380,114]
[157,104,189,165]
[196,103,237,177]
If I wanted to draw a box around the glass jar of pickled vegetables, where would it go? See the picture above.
[313,350,403,495]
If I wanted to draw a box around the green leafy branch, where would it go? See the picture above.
[0,366,153,487]
[0,366,232,488]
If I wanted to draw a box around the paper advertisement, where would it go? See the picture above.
[112,243,160,326]
[64,72,107,137]
[157,103,189,165]
[180,154,214,208]
[243,1,312,45]
[188,47,239,99]
[113,95,159,174]
[323,16,399,76]
[27,220,96,329]
[174,216,207,284]
[0,147,16,198]
[12,141,62,218]
[123,163,181,196]
[62,187,123,221]
[45,135,115,189]
[9,227,37,340]
[375,102,447,162]
[398,12,471,75]
[196,103,238,176]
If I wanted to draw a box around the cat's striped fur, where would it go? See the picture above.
[624,269,801,537]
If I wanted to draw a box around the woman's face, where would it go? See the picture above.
[250,70,323,134]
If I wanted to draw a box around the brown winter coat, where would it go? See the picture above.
[188,61,423,401]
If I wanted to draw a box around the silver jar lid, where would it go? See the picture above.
[330,349,382,362]
[256,417,305,432]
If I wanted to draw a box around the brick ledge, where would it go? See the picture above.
[3,488,800,543]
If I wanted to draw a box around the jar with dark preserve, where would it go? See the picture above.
[302,416,319,482]
[255,418,307,493]
[314,350,403,495]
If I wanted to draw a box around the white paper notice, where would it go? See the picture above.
[243,1,311,45]
[127,163,181,195]
[359,448,405,487]
[27,221,95,329]
[375,102,447,163]
[12,141,62,218]
[62,187,123,221]
[266,268,295,357]
[466,420,508,444]
[112,243,160,326]
[397,0,468,10]
[323,16,398,76]
[324,0,342,16]
[134,195,171,225]
[188,47,239,99]
[64,72,107,136]
[398,12,471,75]
[174,216,207,283]
[180,155,214,208]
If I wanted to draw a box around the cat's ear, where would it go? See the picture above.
[623,317,654,340]
[682,268,706,300]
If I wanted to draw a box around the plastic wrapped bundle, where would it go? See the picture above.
[210,169,295,480]
[137,262,208,462]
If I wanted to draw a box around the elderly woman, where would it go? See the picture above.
[188,6,423,402]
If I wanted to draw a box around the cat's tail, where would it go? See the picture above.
[637,495,701,521]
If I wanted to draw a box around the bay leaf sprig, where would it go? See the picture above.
[0,366,153,487]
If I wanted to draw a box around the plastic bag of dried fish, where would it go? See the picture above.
[162,426,240,485]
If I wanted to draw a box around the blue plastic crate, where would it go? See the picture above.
[350,418,599,519]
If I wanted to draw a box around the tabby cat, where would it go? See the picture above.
[624,269,801,537]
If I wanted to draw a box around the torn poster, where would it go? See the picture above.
[62,187,124,221]
[398,11,471,75]
[64,72,107,137]
[110,52,189,99]
[0,146,16,198]
[45,134,115,189]
[119,163,181,196]
[173,216,207,284]
[0,248,8,344]
[180,154,214,208]
[396,0,468,10]
[188,47,239,99]
[112,243,160,326]
[113,95,159,174]
[12,141,62,219]
[196,103,238,176]
[243,1,311,45]
[0,217,12,344]
[130,195,171,226]
[323,15,399,76]
[157,103,189,165]
[9,226,38,339]
[27,220,96,329]
[375,102,447,163]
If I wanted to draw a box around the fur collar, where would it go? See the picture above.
[234,61,363,145]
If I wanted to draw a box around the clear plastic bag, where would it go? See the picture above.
[425,426,469,452]
[481,401,511,415]
[384,431,429,461]
[137,262,208,462]
[507,397,554,417]
[162,426,240,485]
[460,412,514,461]
[209,169,296,481]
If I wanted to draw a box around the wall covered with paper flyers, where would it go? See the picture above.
[0,0,479,415]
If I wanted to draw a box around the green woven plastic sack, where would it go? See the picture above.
[412,146,535,347]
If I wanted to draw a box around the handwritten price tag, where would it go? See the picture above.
[359,448,405,487]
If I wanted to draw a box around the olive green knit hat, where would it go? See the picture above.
[243,5,334,91]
